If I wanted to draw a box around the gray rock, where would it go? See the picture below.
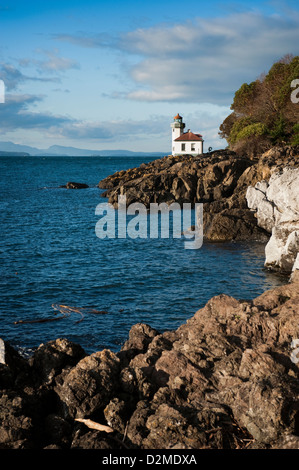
[246,167,299,273]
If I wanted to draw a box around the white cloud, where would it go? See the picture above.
[119,11,299,104]
[55,10,299,105]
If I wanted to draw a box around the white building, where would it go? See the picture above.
[171,114,204,156]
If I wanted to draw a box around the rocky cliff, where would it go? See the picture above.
[99,145,299,246]
[0,272,299,449]
[247,166,299,275]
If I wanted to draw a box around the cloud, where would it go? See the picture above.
[54,10,299,105]
[121,12,299,104]
[0,93,74,133]
[18,49,80,74]
[0,63,59,91]
[0,92,169,143]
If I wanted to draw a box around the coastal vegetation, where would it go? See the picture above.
[219,54,299,157]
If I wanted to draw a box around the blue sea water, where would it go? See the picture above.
[0,155,287,355]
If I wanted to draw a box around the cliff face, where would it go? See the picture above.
[247,166,299,274]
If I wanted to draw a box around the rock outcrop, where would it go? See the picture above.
[61,182,89,189]
[247,167,299,274]
[98,146,298,243]
[1,273,299,449]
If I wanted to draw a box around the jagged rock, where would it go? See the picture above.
[54,349,120,419]
[118,323,159,366]
[103,398,130,434]
[99,151,251,209]
[30,338,86,385]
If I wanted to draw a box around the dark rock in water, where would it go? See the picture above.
[0,271,299,449]
[64,182,89,189]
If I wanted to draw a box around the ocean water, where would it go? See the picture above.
[0,155,287,355]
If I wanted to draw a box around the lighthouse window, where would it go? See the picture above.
[181,144,185,151]
[191,143,195,151]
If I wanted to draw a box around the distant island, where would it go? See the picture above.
[0,150,30,157]
[0,141,165,157]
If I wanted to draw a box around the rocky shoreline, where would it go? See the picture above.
[0,271,298,449]
[1,145,298,450]
[99,145,298,269]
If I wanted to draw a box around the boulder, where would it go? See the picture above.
[54,349,120,419]
[29,338,86,385]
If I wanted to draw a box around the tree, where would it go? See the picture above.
[219,55,299,157]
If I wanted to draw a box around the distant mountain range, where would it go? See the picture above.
[0,141,165,157]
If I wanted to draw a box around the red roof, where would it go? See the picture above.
[175,131,203,142]
[174,114,182,119]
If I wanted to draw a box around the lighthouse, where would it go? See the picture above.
[171,113,185,143]
[171,114,203,156]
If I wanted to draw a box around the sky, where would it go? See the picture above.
[0,0,299,153]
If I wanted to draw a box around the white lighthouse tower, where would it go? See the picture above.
[171,113,185,151]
